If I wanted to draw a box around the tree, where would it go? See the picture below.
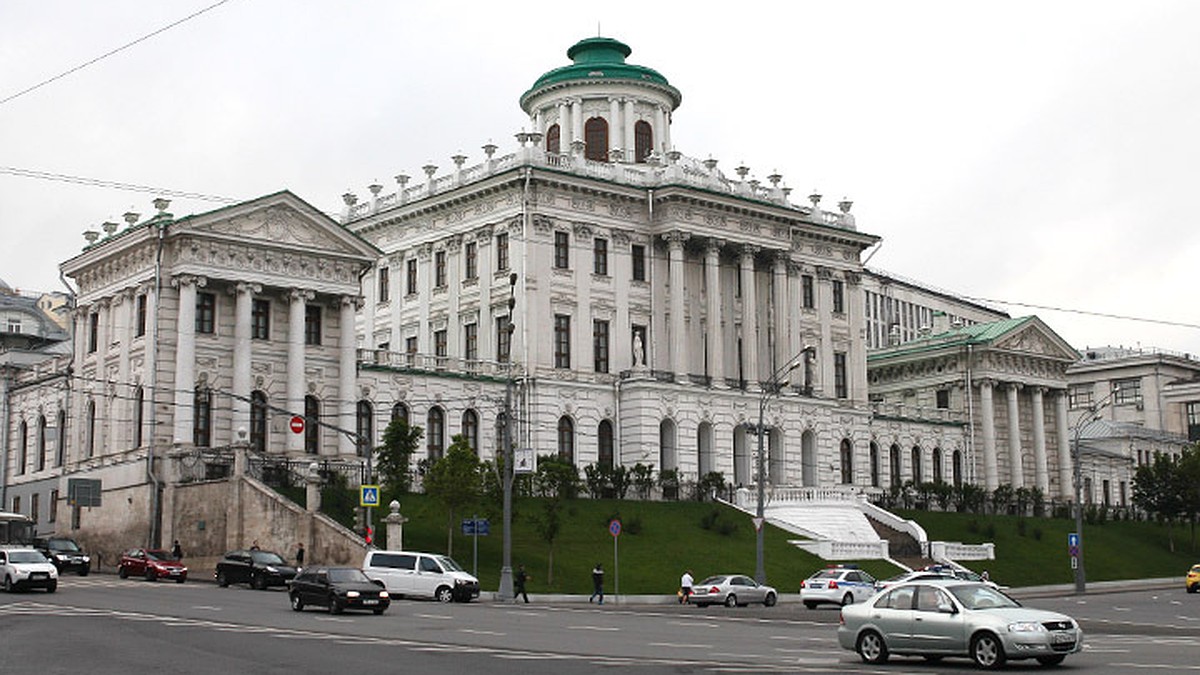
[423,435,482,555]
[375,418,423,492]
[1132,452,1186,551]
[531,454,580,584]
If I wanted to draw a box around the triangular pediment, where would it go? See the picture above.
[187,191,379,259]
[991,318,1079,363]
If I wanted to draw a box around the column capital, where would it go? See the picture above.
[844,270,861,286]
[341,294,363,310]
[704,238,725,256]
[1029,385,1047,396]
[815,265,833,280]
[739,243,759,260]
[662,230,690,248]
[770,250,789,271]
[1006,381,1024,393]
[171,274,207,290]
[289,288,315,303]
[978,377,997,390]
[233,282,263,296]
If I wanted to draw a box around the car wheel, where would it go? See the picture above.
[290,593,304,612]
[252,573,267,590]
[971,632,1007,669]
[803,601,818,609]
[724,594,737,608]
[763,592,777,607]
[118,566,128,579]
[79,567,89,577]
[329,596,344,614]
[1189,584,1198,594]
[176,577,186,584]
[4,576,13,592]
[145,569,157,582]
[856,630,889,664]
[842,592,855,606]
[1037,655,1066,666]
[216,569,229,587]
[435,586,454,603]
[46,582,57,593]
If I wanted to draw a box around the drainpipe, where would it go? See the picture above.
[57,270,76,525]
[520,168,532,453]
[146,217,168,547]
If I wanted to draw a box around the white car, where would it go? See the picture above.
[0,546,59,592]
[800,565,877,608]
[362,550,480,602]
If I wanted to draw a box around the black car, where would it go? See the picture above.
[215,549,297,589]
[32,537,90,576]
[288,567,390,614]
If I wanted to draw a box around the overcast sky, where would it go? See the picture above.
[2,1,1197,356]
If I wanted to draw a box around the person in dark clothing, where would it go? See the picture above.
[589,563,604,604]
[514,564,530,603]
[295,542,305,567]
[171,540,183,560]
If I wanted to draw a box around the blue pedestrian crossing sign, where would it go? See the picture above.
[360,485,380,507]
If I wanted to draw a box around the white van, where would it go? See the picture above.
[362,550,480,603]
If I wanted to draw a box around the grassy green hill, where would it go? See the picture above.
[366,495,1197,594]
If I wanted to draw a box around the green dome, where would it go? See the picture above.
[520,37,681,111]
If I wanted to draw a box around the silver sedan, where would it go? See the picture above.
[837,579,1082,668]
[689,574,777,608]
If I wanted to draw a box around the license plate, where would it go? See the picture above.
[30,572,47,579]
[1052,633,1073,644]
[362,599,379,605]
[811,583,825,589]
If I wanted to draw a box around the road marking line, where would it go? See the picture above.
[568,625,620,631]
[191,605,222,611]
[415,613,453,620]
[648,642,708,649]
[668,620,719,628]
[461,628,505,636]
[1111,664,1200,670]
[314,617,354,623]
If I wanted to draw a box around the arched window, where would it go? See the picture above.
[584,117,609,161]
[36,415,46,472]
[889,444,901,488]
[87,400,96,458]
[462,409,479,454]
[911,446,923,484]
[952,450,963,487]
[56,409,67,467]
[427,407,445,460]
[659,419,677,471]
[545,123,561,154]
[869,442,880,488]
[18,420,27,475]
[304,395,320,455]
[634,120,653,162]
[193,388,212,448]
[932,448,943,484]
[840,438,854,485]
[391,402,409,425]
[557,416,575,463]
[356,400,373,457]
[133,386,145,449]
[250,391,268,453]
[598,420,614,470]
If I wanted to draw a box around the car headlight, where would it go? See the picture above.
[265,566,279,573]
[1008,622,1047,633]
[455,579,472,585]
[82,556,90,562]
[346,591,361,598]
[55,554,69,561]
[379,591,389,598]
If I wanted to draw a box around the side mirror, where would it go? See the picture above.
[938,603,957,614]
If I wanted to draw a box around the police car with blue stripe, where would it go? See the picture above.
[800,564,877,609]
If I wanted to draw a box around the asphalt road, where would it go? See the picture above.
[3,574,1199,674]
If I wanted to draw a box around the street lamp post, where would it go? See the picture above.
[497,272,518,601]
[755,346,814,585]
[1070,386,1118,594]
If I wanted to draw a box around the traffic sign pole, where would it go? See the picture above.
[610,519,621,603]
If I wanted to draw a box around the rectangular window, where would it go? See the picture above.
[554,314,571,369]
[496,316,512,363]
[48,489,57,523]
[832,279,845,314]
[378,267,390,303]
[1187,402,1200,442]
[631,244,646,282]
[464,323,478,361]
[1112,378,1142,405]
[31,493,39,524]
[464,242,478,280]
[1068,385,1094,409]
[434,329,448,369]
[135,294,147,337]
[496,232,509,271]
[196,292,216,334]
[405,336,417,366]
[304,305,322,346]
[435,250,447,288]
[193,388,212,447]
[406,258,418,295]
[593,319,610,373]
[88,313,98,353]
[12,496,19,515]
[593,238,608,276]
[834,351,848,399]
[251,299,270,340]
[936,389,950,409]
[802,275,815,309]
[554,231,570,269]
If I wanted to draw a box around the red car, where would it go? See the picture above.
[118,548,188,583]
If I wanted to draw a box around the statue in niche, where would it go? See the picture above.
[633,333,645,368]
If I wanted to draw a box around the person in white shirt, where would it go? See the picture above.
[679,569,694,604]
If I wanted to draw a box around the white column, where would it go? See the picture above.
[287,289,313,454]
[143,282,159,450]
[846,272,866,404]
[558,101,571,149]
[232,283,258,441]
[388,252,404,350]
[1056,390,1072,500]
[1006,383,1024,488]
[816,267,833,395]
[571,98,583,148]
[739,245,760,389]
[980,379,998,490]
[665,231,690,381]
[662,107,672,152]
[623,99,635,158]
[73,307,89,461]
[363,262,377,346]
[339,295,359,457]
[771,254,788,373]
[172,276,204,444]
[94,298,110,455]
[117,290,133,450]
[608,97,621,159]
[655,105,668,153]
[704,240,724,387]
[1031,386,1049,494]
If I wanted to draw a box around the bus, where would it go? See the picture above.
[0,511,35,545]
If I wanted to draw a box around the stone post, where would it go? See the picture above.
[385,500,409,551]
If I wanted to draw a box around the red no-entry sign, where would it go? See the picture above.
[289,416,305,434]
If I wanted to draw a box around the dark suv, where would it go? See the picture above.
[32,537,90,576]
[215,549,297,589]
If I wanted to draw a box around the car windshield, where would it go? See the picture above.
[949,584,1021,610]
[811,570,841,580]
[436,556,464,572]
[9,550,47,563]
[251,551,287,565]
[698,576,727,586]
[145,550,175,561]
[327,568,370,583]
[48,539,81,552]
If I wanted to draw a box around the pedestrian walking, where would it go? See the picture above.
[514,564,530,603]
[171,540,183,560]
[679,569,694,604]
[589,563,604,604]
[295,542,305,568]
